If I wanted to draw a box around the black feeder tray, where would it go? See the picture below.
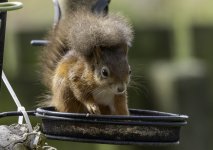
[36,107,188,145]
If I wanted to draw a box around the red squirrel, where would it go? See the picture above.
[40,10,133,115]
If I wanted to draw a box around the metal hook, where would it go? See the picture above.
[31,0,111,47]
[92,0,110,15]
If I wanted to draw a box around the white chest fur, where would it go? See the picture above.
[92,88,115,109]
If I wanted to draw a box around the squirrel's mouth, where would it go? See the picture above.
[112,89,126,95]
[110,83,127,95]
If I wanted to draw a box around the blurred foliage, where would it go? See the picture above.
[1,0,213,150]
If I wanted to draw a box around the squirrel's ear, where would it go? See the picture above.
[93,46,101,64]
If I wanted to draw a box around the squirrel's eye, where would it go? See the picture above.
[101,67,109,78]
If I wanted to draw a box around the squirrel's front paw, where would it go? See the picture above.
[86,103,101,115]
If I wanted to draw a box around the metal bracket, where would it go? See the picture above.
[92,0,110,15]
[31,0,111,47]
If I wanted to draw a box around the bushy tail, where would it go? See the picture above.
[40,25,68,89]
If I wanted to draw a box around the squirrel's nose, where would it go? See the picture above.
[117,87,124,93]
[117,85,125,94]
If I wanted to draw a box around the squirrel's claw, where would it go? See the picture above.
[86,103,101,115]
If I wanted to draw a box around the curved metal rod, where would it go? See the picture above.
[52,0,61,26]
[31,0,59,46]
[0,2,23,11]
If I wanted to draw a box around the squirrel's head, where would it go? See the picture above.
[62,11,134,94]
[92,45,131,95]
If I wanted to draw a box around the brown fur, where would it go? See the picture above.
[40,10,133,115]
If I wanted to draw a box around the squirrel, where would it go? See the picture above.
[40,8,133,115]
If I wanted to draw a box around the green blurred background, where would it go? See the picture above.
[1,0,213,150]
